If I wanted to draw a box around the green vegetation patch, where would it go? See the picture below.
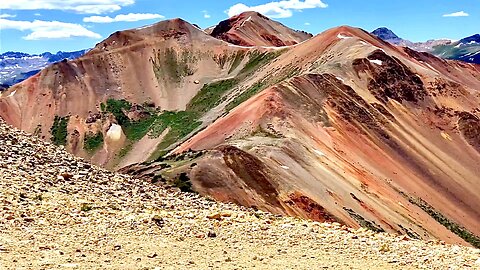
[172,172,194,193]
[50,115,69,146]
[228,51,246,74]
[104,98,131,126]
[226,81,266,112]
[187,78,238,114]
[149,111,201,160]
[240,50,285,76]
[343,207,385,233]
[123,117,156,141]
[403,193,480,248]
[83,132,104,153]
[152,48,197,83]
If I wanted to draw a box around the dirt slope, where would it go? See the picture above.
[1,119,480,269]
[211,11,312,47]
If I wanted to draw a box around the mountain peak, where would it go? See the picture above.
[371,27,401,41]
[459,34,480,44]
[211,11,312,47]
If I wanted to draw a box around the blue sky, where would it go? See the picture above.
[0,0,479,54]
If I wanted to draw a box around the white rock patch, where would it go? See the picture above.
[314,149,326,157]
[7,90,16,98]
[369,59,383,65]
[337,33,351,39]
[335,76,345,83]
[106,124,123,141]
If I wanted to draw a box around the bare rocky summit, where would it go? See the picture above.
[0,119,479,269]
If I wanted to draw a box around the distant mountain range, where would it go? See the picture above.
[0,50,88,88]
[372,27,480,64]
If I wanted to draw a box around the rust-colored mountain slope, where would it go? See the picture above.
[0,17,261,168]
[1,15,480,247]
[211,11,312,47]
[123,26,480,247]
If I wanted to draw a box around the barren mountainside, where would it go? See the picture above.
[1,12,480,248]
[210,11,312,47]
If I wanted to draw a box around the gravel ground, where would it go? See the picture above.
[0,119,479,270]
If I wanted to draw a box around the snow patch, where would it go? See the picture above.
[135,23,155,30]
[240,16,252,27]
[369,59,383,65]
[337,33,351,39]
[314,149,325,157]
[335,76,345,83]
[7,90,16,97]
[227,44,253,49]
[280,165,290,170]
[106,124,123,141]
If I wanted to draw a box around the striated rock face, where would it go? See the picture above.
[211,11,312,47]
[124,26,480,247]
[2,14,480,247]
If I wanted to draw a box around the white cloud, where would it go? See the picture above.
[0,18,102,40]
[0,0,135,14]
[443,11,469,17]
[304,22,310,25]
[83,13,164,23]
[203,11,211,19]
[0,14,16,18]
[227,0,328,18]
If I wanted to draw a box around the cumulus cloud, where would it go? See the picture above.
[0,18,102,40]
[83,13,164,23]
[203,11,211,19]
[443,11,469,17]
[0,14,16,18]
[227,0,328,18]
[0,0,135,14]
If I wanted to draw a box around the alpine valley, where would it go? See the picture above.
[1,12,480,248]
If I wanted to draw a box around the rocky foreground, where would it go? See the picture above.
[0,119,479,270]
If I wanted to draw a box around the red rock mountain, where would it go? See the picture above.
[1,14,480,248]
[210,11,312,47]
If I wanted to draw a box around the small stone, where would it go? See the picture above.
[147,253,158,258]
[207,231,217,238]
[152,215,164,227]
[225,257,232,262]
[60,172,74,180]
[207,213,222,220]
[113,245,121,250]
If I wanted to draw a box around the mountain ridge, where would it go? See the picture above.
[1,13,480,248]
[371,27,479,64]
